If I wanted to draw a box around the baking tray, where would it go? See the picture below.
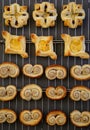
[0,0,90,130]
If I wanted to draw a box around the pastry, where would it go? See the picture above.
[31,33,57,60]
[45,65,67,80]
[61,2,85,28]
[61,34,90,59]
[46,111,67,126]
[0,109,17,123]
[23,64,43,78]
[2,31,28,58]
[3,3,29,28]
[33,2,57,28]
[46,86,67,100]
[70,110,90,127]
[0,62,20,78]
[70,64,90,80]
[19,109,42,126]
[20,84,42,101]
[0,85,17,101]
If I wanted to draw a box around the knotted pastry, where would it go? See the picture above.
[19,109,42,126]
[31,33,57,60]
[0,109,17,124]
[33,2,57,28]
[61,2,85,28]
[23,64,43,78]
[45,65,67,80]
[46,111,67,126]
[2,31,28,58]
[70,110,90,127]
[61,34,90,59]
[46,86,67,100]
[20,84,42,101]
[3,3,29,28]
[0,62,20,78]
[70,64,90,80]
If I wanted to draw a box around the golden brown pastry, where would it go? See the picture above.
[46,86,67,100]
[46,111,67,126]
[2,31,28,58]
[61,34,90,59]
[0,62,20,78]
[19,109,42,126]
[33,2,57,28]
[45,65,67,80]
[3,3,29,28]
[61,2,85,28]
[70,64,90,80]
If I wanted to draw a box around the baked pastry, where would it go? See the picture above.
[70,64,90,80]
[46,86,67,100]
[33,2,57,28]
[61,2,85,28]
[3,3,29,28]
[0,109,17,123]
[70,110,90,127]
[45,65,67,80]
[0,62,20,78]
[19,109,42,126]
[20,84,42,101]
[23,64,43,78]
[31,33,57,60]
[2,31,28,58]
[0,85,17,101]
[46,111,67,126]
[61,34,90,59]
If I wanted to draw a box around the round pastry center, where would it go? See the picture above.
[32,88,39,98]
[33,66,41,74]
[0,113,6,122]
[56,115,66,125]
[73,90,80,100]
[48,116,56,125]
[0,88,6,97]
[48,88,55,97]
[74,67,81,75]
[24,65,33,74]
[38,40,49,52]
[10,38,21,50]
[6,87,14,96]
[0,67,8,76]
[32,112,40,120]
[73,114,81,122]
[81,115,89,123]
[57,70,64,79]
[6,113,14,123]
[23,112,32,121]
[24,89,32,98]
[57,89,64,96]
[81,91,89,100]
[48,69,57,79]
[82,67,90,75]
[9,66,16,76]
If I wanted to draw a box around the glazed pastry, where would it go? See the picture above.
[23,64,43,78]
[46,111,67,126]
[19,109,42,126]
[70,110,90,127]
[46,86,67,100]
[0,109,17,123]
[20,84,42,101]
[33,2,57,28]
[61,34,90,59]
[31,33,57,60]
[3,3,29,28]
[0,62,20,78]
[61,2,85,28]
[0,85,17,101]
[2,31,28,58]
[45,65,67,80]
[70,64,90,80]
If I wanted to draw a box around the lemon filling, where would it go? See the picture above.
[38,40,50,52]
[10,38,21,50]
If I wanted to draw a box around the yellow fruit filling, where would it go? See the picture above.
[38,40,50,52]
[10,38,21,50]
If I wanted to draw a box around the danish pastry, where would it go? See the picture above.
[2,31,28,58]
[33,2,57,28]
[61,2,85,28]
[3,3,29,28]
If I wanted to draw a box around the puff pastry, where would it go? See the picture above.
[70,64,90,80]
[61,2,85,28]
[33,2,57,28]
[0,62,20,78]
[45,65,67,80]
[3,3,29,28]
[2,31,28,58]
[19,109,42,126]
[61,34,90,59]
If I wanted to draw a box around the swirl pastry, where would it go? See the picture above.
[45,65,67,80]
[19,109,42,126]
[20,84,42,101]
[70,110,90,127]
[70,64,90,80]
[46,111,67,126]
[0,62,20,78]
[46,86,67,100]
